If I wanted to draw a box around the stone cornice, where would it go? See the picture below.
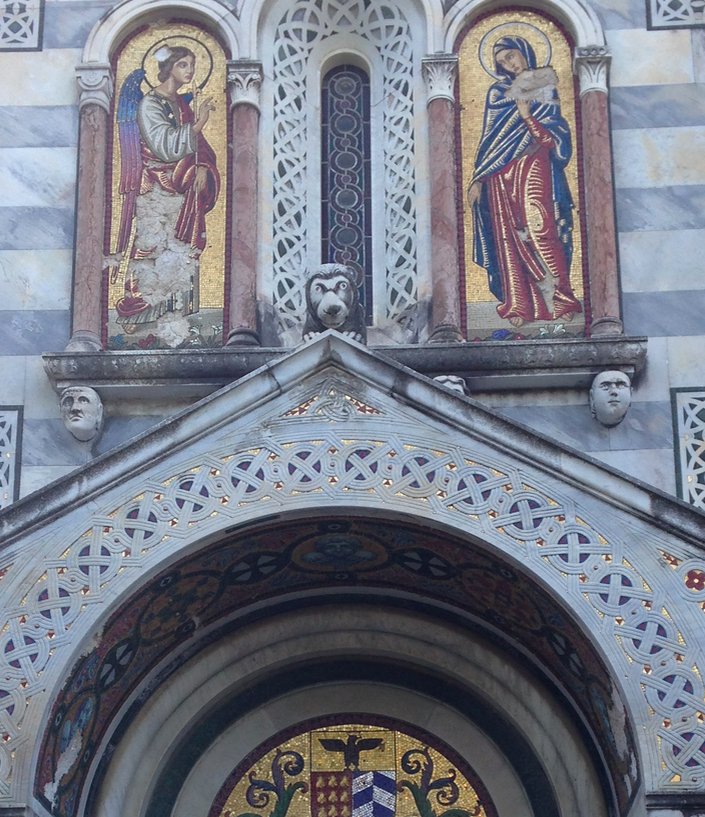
[43,336,647,398]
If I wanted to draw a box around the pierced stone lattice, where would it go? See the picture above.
[674,390,705,509]
[2,409,705,797]
[0,410,19,508]
[648,0,705,27]
[271,0,418,333]
[0,0,42,49]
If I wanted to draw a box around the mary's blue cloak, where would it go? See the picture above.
[471,36,574,302]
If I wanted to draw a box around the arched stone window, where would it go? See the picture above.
[260,0,427,346]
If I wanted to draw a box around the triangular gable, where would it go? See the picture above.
[0,332,704,809]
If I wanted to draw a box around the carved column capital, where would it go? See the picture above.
[573,45,611,97]
[227,60,263,112]
[75,63,114,113]
[422,54,458,104]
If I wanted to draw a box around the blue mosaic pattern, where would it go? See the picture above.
[321,65,372,322]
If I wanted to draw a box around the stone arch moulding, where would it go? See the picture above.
[90,610,609,817]
[443,0,622,340]
[1,335,703,813]
[32,511,634,817]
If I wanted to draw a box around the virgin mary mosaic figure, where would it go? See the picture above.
[467,35,581,329]
[113,44,220,342]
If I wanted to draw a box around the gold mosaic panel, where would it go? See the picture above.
[106,21,227,348]
[457,11,586,340]
[214,722,492,817]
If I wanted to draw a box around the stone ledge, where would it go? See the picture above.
[43,336,648,399]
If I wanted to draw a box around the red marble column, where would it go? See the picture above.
[575,46,624,336]
[423,56,464,344]
[67,66,113,352]
[226,62,263,347]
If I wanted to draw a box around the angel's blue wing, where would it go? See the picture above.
[115,68,145,254]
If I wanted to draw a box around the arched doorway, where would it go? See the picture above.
[36,515,637,817]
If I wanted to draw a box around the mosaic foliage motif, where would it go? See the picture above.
[322,66,373,324]
[271,0,418,339]
[0,0,42,50]
[209,716,497,817]
[36,514,634,817]
[106,22,228,350]
[0,408,20,508]
[457,11,588,341]
[673,389,705,509]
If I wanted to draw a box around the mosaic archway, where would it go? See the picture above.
[35,516,636,817]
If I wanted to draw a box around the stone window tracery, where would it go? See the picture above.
[269,0,419,342]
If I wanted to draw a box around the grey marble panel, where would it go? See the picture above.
[43,2,114,49]
[616,185,705,232]
[0,207,74,250]
[0,310,69,355]
[22,415,167,467]
[95,416,167,457]
[22,418,90,466]
[498,401,673,453]
[0,106,78,148]
[611,85,705,130]
[623,290,705,336]
[591,0,646,29]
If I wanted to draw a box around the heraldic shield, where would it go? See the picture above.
[208,717,497,817]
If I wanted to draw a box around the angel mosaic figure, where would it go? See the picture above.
[113,45,220,340]
[467,36,581,329]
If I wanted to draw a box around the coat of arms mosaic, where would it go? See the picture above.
[208,716,497,817]
[105,21,229,350]
[457,10,589,341]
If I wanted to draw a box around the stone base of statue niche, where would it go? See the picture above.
[590,316,624,336]
[64,330,103,353]
[226,327,261,347]
[428,323,464,344]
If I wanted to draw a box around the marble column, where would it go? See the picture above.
[226,61,264,347]
[574,46,623,336]
[422,55,464,344]
[66,65,113,352]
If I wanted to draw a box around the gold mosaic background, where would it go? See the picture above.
[108,21,228,311]
[215,723,490,817]
[457,11,585,336]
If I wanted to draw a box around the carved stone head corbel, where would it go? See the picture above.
[589,370,632,427]
[60,386,104,443]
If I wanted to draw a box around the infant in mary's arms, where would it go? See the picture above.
[505,66,559,104]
